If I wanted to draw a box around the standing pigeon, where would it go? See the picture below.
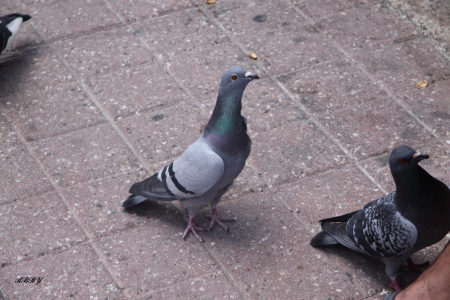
[123,66,259,242]
[310,145,450,291]
[0,13,31,60]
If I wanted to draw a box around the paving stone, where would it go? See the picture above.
[0,145,53,204]
[251,118,349,186]
[56,25,188,119]
[400,79,450,139]
[0,46,105,142]
[0,244,124,299]
[25,0,121,42]
[235,22,344,76]
[211,0,305,38]
[271,164,380,226]
[318,3,418,55]
[0,116,21,149]
[143,272,241,300]
[293,0,375,20]
[278,59,389,116]
[204,191,363,299]
[31,123,139,188]
[0,191,86,265]
[95,225,220,297]
[108,0,195,23]
[358,38,450,97]
[318,97,433,159]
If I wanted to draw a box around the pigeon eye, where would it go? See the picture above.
[398,158,405,164]
[231,74,238,81]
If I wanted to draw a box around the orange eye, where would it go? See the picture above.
[231,74,238,81]
[398,158,405,164]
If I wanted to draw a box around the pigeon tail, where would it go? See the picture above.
[122,195,148,208]
[310,231,340,247]
[319,210,359,223]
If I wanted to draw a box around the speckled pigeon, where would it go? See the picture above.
[123,66,259,242]
[310,145,450,291]
[0,14,31,60]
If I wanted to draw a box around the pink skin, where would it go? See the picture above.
[205,207,235,231]
[183,217,206,243]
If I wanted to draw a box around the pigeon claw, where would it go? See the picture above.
[389,279,402,292]
[183,217,205,243]
[205,207,235,232]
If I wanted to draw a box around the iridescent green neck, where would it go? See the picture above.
[205,92,242,136]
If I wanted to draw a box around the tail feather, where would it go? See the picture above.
[310,232,340,247]
[122,195,148,208]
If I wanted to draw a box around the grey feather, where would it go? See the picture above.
[123,66,259,241]
[310,145,450,288]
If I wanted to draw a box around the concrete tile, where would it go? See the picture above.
[211,0,305,38]
[117,101,208,167]
[144,272,241,300]
[135,8,264,98]
[96,225,220,297]
[362,140,450,192]
[318,3,418,55]
[108,0,195,23]
[293,0,375,20]
[0,244,123,299]
[271,164,381,226]
[0,46,105,142]
[55,25,148,78]
[251,119,348,186]
[358,39,450,97]
[31,124,139,188]
[25,0,121,42]
[318,97,433,159]
[278,60,389,116]
[239,23,344,76]
[61,172,173,239]
[0,116,21,149]
[0,191,86,265]
[205,192,362,299]
[0,145,53,204]
[401,79,450,138]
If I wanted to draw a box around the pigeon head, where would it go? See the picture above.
[389,145,429,176]
[217,66,259,97]
[205,66,259,136]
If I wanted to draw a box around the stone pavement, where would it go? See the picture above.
[1,0,450,299]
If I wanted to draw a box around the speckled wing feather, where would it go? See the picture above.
[346,192,418,258]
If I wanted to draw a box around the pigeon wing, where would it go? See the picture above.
[347,192,418,258]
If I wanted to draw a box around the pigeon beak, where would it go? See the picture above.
[244,71,259,80]
[413,152,430,161]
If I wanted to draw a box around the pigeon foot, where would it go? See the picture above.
[183,217,205,243]
[205,207,235,231]
[389,279,403,292]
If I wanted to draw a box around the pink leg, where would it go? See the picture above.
[183,217,206,243]
[389,279,403,292]
[205,207,235,231]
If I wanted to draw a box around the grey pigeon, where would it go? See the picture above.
[310,145,450,291]
[0,14,31,60]
[123,66,259,242]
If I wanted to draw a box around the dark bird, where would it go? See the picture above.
[310,145,450,291]
[0,13,31,61]
[123,66,259,242]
